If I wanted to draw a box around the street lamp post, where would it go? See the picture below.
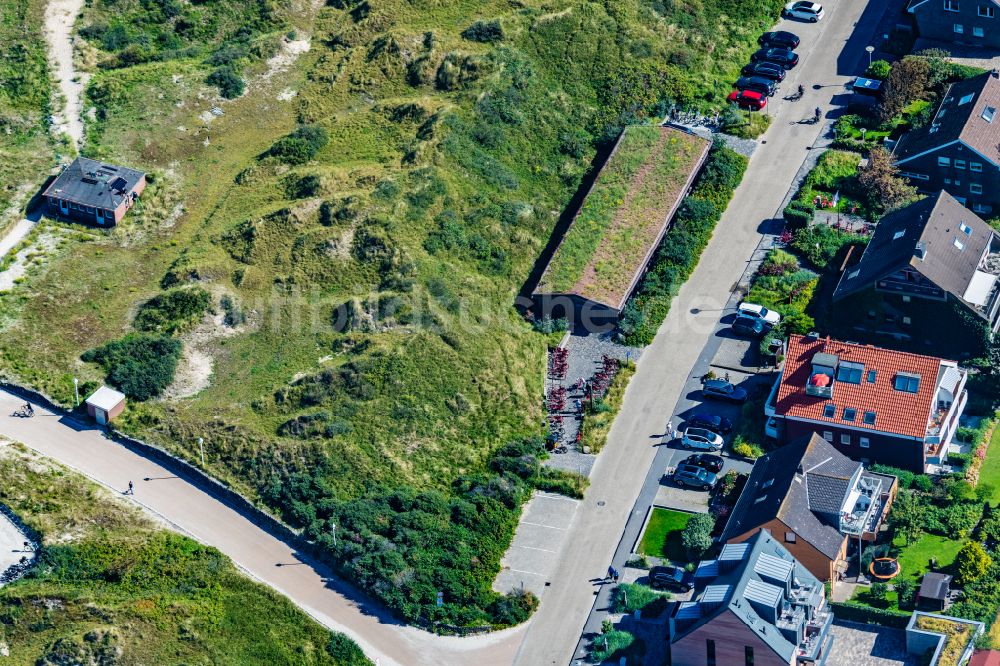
[72,377,79,407]
[865,45,875,68]
[331,523,337,547]
[197,437,205,467]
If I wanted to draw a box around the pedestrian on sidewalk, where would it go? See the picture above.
[613,568,620,583]
[607,565,615,581]
[126,480,134,495]
[666,420,674,439]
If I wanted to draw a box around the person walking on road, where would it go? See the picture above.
[666,420,674,439]
[125,480,134,495]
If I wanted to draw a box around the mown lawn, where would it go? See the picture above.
[638,508,693,561]
[894,533,965,585]
[977,425,1000,505]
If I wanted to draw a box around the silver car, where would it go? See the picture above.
[681,426,724,451]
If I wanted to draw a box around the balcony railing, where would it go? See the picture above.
[798,608,833,660]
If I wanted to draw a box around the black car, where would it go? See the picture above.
[686,413,734,434]
[741,61,786,82]
[751,47,799,68]
[649,565,692,592]
[732,314,768,337]
[734,76,777,97]
[758,30,800,50]
[703,379,749,403]
[683,453,725,474]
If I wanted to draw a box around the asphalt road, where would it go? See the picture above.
[513,0,892,663]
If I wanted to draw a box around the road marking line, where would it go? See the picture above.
[514,545,557,554]
[534,492,580,504]
[521,521,567,530]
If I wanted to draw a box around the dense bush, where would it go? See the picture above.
[783,202,813,229]
[461,20,504,43]
[620,143,748,344]
[207,66,244,99]
[731,437,764,460]
[265,124,330,165]
[866,60,891,80]
[81,334,182,401]
[610,583,671,616]
[133,287,211,334]
[680,513,714,559]
[260,438,581,628]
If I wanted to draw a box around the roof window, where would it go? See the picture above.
[866,369,877,383]
[836,361,864,384]
[960,93,975,105]
[843,408,857,422]
[984,106,997,122]
[954,237,965,250]
[894,373,921,393]
[863,411,877,425]
[960,222,973,235]
[893,229,906,241]
[823,403,836,417]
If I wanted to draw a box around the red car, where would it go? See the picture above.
[728,89,767,111]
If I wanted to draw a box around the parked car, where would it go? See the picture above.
[703,379,749,403]
[741,61,786,82]
[681,426,724,451]
[758,30,800,49]
[738,302,782,324]
[732,315,768,337]
[751,47,799,68]
[686,413,734,434]
[683,453,725,474]
[727,89,767,111]
[671,464,719,490]
[782,0,824,21]
[649,565,693,592]
[735,76,778,97]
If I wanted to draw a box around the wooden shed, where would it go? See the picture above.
[85,386,126,425]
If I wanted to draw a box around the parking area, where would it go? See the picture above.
[494,491,580,597]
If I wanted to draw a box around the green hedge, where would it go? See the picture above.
[829,601,911,628]
[620,142,748,345]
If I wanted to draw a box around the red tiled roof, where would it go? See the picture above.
[972,650,1000,666]
[774,336,947,439]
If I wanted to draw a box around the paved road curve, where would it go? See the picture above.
[513,0,891,663]
[0,390,525,666]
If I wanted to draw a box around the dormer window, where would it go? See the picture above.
[960,222,973,235]
[894,373,921,393]
[983,106,997,122]
[836,361,864,384]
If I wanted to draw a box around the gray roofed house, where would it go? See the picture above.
[669,529,834,666]
[892,70,1000,215]
[721,433,898,584]
[834,191,1000,333]
[43,157,147,227]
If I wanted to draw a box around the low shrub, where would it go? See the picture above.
[207,66,244,99]
[731,437,764,460]
[133,287,211,334]
[461,19,503,43]
[610,583,671,617]
[789,225,867,270]
[264,125,330,165]
[828,601,911,628]
[81,334,182,401]
[783,202,813,229]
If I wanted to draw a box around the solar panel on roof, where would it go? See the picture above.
[81,177,99,185]
[110,177,128,191]
[744,579,783,607]
[753,552,793,582]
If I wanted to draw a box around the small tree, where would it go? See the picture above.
[890,489,927,546]
[866,59,892,80]
[894,578,916,609]
[956,541,992,585]
[869,582,888,606]
[857,146,917,213]
[681,513,715,559]
[878,57,931,123]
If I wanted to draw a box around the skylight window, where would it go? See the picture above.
[894,373,921,393]
[893,229,906,241]
[954,237,965,250]
[762,479,774,489]
[843,408,857,422]
[984,106,997,123]
[823,403,836,418]
[836,361,864,384]
[960,93,975,105]
[848,268,860,280]
[754,495,768,504]
[863,411,877,425]
[960,222,973,235]
[866,370,877,383]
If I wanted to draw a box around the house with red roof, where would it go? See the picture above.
[765,334,967,472]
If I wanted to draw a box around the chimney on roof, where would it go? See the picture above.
[993,68,999,79]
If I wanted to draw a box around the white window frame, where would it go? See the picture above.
[974,203,993,214]
[971,161,983,172]
[823,431,833,442]
[860,437,870,449]
[979,3,996,15]
[955,159,967,169]
[971,183,984,194]
[900,171,930,180]
[945,0,960,10]
[974,26,986,36]
[955,22,965,33]
[840,434,852,445]
[939,156,951,167]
